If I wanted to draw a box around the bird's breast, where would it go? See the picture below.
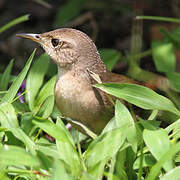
[54,71,113,133]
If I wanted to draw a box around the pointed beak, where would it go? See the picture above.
[16,33,41,43]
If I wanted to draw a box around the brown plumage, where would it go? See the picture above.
[17,28,136,134]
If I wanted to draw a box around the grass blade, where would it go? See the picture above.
[136,16,180,23]
[0,59,14,90]
[1,49,36,104]
[0,14,29,34]
[26,53,49,110]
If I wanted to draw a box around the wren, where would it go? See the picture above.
[17,28,136,134]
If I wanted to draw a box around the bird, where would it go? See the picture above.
[17,28,136,135]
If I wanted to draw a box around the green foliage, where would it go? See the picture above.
[0,14,29,34]
[99,49,122,71]
[1,8,180,180]
[152,41,176,72]
[56,0,86,27]
[94,83,180,116]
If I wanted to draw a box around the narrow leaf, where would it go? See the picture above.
[33,117,74,144]
[0,103,19,128]
[115,100,137,152]
[146,142,180,180]
[160,166,180,180]
[1,49,36,104]
[26,53,49,110]
[36,95,54,118]
[0,14,29,34]
[56,118,82,176]
[35,75,56,109]
[0,59,14,90]
[0,145,40,167]
[94,83,180,116]
[0,103,35,154]
[51,160,73,180]
[143,129,173,172]
[84,127,126,168]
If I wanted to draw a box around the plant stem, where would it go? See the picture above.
[136,15,180,23]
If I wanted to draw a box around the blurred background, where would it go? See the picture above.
[0,0,180,76]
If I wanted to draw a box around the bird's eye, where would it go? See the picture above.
[51,38,59,47]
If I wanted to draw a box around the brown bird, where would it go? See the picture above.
[17,28,136,135]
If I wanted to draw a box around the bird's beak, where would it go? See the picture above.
[16,33,41,43]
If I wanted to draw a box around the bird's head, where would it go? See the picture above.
[17,28,100,68]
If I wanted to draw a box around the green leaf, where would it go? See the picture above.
[84,127,126,168]
[167,72,180,92]
[101,117,116,134]
[26,53,49,111]
[160,166,180,180]
[165,118,180,142]
[51,160,73,180]
[0,145,40,167]
[143,129,173,172]
[146,142,180,180]
[36,144,60,159]
[34,75,56,110]
[0,103,19,128]
[37,95,54,118]
[115,100,137,152]
[56,0,86,26]
[0,103,35,154]
[9,128,36,155]
[87,160,107,180]
[80,172,96,180]
[99,49,121,71]
[133,154,156,169]
[94,83,180,116]
[0,59,14,90]
[1,49,35,104]
[160,28,180,50]
[115,150,128,180]
[152,41,176,73]
[56,118,82,176]
[0,14,29,34]
[33,117,74,144]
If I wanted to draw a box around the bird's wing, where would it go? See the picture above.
[100,71,138,84]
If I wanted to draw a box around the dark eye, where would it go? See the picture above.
[51,38,59,47]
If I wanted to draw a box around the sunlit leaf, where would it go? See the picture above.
[0,145,40,167]
[133,154,156,169]
[84,127,126,168]
[56,118,82,176]
[0,59,13,90]
[37,95,54,118]
[160,166,180,180]
[115,100,137,152]
[152,41,176,73]
[34,75,56,110]
[94,83,180,116]
[51,160,73,180]
[143,129,173,172]
[146,142,180,180]
[26,53,49,111]
[1,49,35,104]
